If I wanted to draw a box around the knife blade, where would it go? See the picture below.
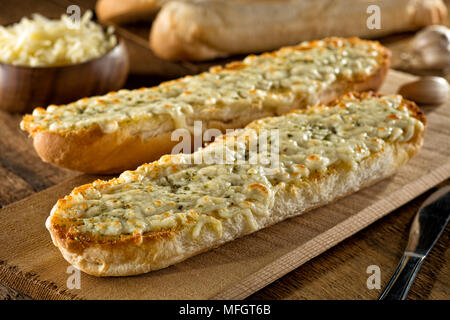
[379,185,450,300]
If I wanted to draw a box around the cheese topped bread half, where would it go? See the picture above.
[21,38,390,174]
[46,92,426,276]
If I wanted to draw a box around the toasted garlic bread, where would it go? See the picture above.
[21,38,390,174]
[46,92,426,276]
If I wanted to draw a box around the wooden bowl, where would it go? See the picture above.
[0,38,129,113]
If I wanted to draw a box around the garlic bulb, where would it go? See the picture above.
[410,25,450,70]
[398,76,449,105]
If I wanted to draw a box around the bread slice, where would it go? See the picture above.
[150,0,447,61]
[46,92,426,277]
[21,38,390,174]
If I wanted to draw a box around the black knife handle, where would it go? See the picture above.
[378,254,424,300]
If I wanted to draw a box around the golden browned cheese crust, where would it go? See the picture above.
[46,92,425,276]
[22,38,391,174]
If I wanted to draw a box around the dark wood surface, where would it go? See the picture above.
[0,0,448,300]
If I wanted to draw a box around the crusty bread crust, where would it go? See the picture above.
[28,39,391,174]
[150,0,447,61]
[46,93,425,276]
[95,0,164,24]
[32,126,179,174]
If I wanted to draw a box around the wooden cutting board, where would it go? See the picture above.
[0,70,449,300]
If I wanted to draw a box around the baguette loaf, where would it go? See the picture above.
[46,92,426,276]
[21,38,390,174]
[150,0,447,61]
[95,0,168,24]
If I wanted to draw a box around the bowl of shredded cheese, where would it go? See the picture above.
[0,11,129,113]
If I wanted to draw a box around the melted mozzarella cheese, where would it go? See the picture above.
[52,94,423,239]
[23,38,385,136]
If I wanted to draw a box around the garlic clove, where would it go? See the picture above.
[398,76,449,105]
[410,25,450,70]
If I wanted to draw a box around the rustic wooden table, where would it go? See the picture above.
[0,0,448,300]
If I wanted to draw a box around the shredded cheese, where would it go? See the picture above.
[0,11,117,67]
